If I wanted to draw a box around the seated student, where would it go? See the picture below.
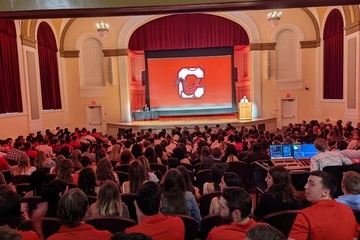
[48,188,112,240]
[207,187,265,240]
[0,187,39,240]
[246,225,286,240]
[336,171,360,210]
[203,163,227,195]
[126,181,185,240]
[310,138,352,171]
[254,166,302,220]
[209,172,243,215]
[289,171,358,240]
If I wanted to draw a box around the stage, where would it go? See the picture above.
[106,115,278,136]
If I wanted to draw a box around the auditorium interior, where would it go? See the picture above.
[0,0,359,138]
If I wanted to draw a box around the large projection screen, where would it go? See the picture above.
[145,47,236,116]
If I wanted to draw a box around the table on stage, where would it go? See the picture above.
[132,111,159,121]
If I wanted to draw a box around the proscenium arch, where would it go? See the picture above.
[117,12,259,49]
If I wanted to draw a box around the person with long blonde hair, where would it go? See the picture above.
[88,180,129,219]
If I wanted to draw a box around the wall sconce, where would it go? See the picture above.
[267,10,282,27]
[96,20,109,37]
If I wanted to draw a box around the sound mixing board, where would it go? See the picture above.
[270,158,311,171]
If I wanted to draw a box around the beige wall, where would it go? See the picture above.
[0,6,357,139]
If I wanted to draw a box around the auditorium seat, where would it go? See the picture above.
[261,210,300,237]
[20,196,42,216]
[149,163,167,175]
[227,161,249,188]
[114,171,129,185]
[42,217,61,239]
[164,214,199,240]
[86,216,136,234]
[87,195,97,206]
[1,169,11,184]
[46,173,57,183]
[199,191,221,217]
[290,170,309,191]
[180,162,194,172]
[121,193,137,222]
[199,214,226,240]
[195,169,213,195]
[114,164,130,173]
[15,183,32,197]
[11,175,31,185]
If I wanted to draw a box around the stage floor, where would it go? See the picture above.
[107,116,277,136]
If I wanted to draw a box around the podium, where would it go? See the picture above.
[238,102,252,120]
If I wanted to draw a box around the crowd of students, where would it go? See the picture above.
[0,119,359,240]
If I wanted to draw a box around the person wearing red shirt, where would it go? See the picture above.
[48,188,112,240]
[126,181,185,240]
[288,171,358,240]
[0,156,10,171]
[207,187,265,240]
[23,142,38,160]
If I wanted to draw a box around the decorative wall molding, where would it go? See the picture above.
[60,50,79,58]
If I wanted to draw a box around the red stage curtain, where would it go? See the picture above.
[0,20,23,113]
[323,9,343,99]
[37,22,62,110]
[128,14,249,51]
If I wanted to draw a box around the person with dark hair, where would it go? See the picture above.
[289,171,358,240]
[176,165,200,201]
[246,142,270,164]
[122,160,147,193]
[0,187,39,240]
[207,187,264,240]
[112,232,153,240]
[200,147,228,170]
[125,181,185,240]
[78,167,99,196]
[96,158,119,184]
[254,166,301,219]
[246,225,286,240]
[203,163,227,195]
[209,172,243,214]
[160,169,201,224]
[222,144,239,163]
[24,170,47,197]
[131,144,143,160]
[48,188,112,240]
[119,150,135,165]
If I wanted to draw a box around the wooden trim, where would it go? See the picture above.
[345,21,360,35]
[103,49,128,57]
[249,43,276,51]
[20,35,37,48]
[300,40,320,48]
[60,50,79,58]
